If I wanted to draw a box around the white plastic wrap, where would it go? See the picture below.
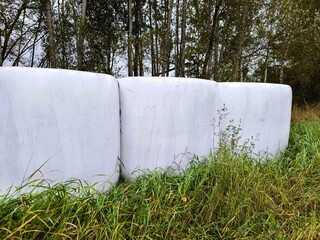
[119,77,219,179]
[0,67,120,192]
[0,69,292,187]
[216,82,292,157]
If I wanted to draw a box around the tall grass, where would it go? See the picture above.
[291,104,320,122]
[1,111,320,239]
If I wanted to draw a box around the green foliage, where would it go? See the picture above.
[85,0,127,75]
[2,0,320,103]
[1,120,320,239]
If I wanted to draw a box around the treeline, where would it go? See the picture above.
[1,0,320,103]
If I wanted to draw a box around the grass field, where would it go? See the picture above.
[1,106,320,239]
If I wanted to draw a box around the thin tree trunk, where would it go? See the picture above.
[240,57,244,82]
[133,0,139,76]
[138,1,144,76]
[217,11,230,82]
[31,20,42,67]
[15,8,27,66]
[161,0,174,76]
[149,0,156,76]
[279,66,284,84]
[213,35,220,81]
[237,38,244,82]
[77,0,87,70]
[1,1,28,66]
[155,10,160,75]
[61,0,68,68]
[174,0,180,77]
[264,51,268,83]
[201,0,222,79]
[238,4,246,82]
[46,0,56,68]
[0,37,2,66]
[179,0,187,77]
[128,0,133,76]
[279,49,287,84]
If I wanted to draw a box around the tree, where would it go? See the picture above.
[200,0,222,79]
[160,0,174,76]
[128,0,133,76]
[174,0,187,77]
[1,0,319,105]
[0,0,43,66]
[146,0,164,76]
[279,0,320,102]
[76,0,87,70]
[44,0,56,68]
[132,0,144,76]
[86,0,126,74]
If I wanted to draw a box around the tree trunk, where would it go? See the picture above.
[240,57,244,82]
[77,0,87,70]
[201,0,222,79]
[175,0,187,77]
[133,0,141,76]
[179,0,187,77]
[0,38,2,66]
[138,1,144,76]
[279,65,284,84]
[31,17,43,67]
[264,50,269,83]
[14,8,27,66]
[1,1,28,66]
[213,35,220,81]
[154,6,160,75]
[46,0,57,68]
[161,0,174,76]
[174,0,180,77]
[148,0,156,76]
[128,0,133,76]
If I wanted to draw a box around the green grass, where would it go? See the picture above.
[1,121,320,239]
